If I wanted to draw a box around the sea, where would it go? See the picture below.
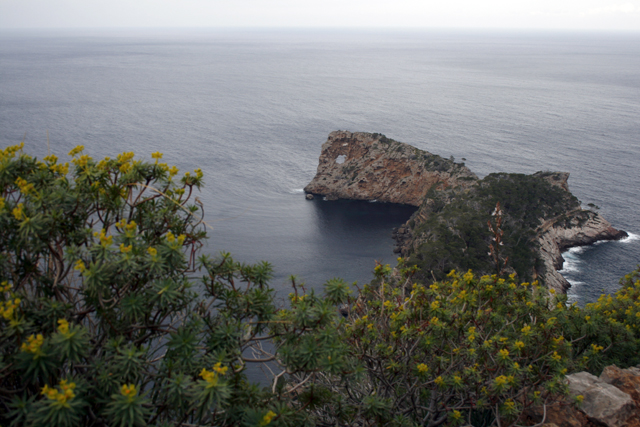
[1,28,639,306]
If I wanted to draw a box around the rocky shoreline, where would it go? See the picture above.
[306,131,627,291]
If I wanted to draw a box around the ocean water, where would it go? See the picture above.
[1,28,639,305]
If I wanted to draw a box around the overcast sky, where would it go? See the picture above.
[1,0,639,31]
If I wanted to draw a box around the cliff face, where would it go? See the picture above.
[538,210,628,293]
[304,131,477,206]
[305,131,627,290]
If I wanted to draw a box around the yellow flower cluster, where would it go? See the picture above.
[120,244,132,253]
[68,145,85,156]
[200,362,228,388]
[260,410,277,426]
[503,399,516,411]
[0,142,24,160]
[41,379,76,407]
[116,151,135,174]
[120,384,138,402]
[74,259,86,273]
[57,319,71,336]
[494,375,509,387]
[165,231,186,245]
[15,177,35,194]
[94,229,113,247]
[71,154,91,168]
[1,296,20,320]
[21,333,44,355]
[12,203,25,221]
[416,363,429,374]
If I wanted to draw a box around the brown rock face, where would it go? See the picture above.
[600,365,640,406]
[304,131,477,206]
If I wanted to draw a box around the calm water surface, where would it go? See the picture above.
[1,29,639,304]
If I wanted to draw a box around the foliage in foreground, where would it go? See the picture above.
[1,143,640,427]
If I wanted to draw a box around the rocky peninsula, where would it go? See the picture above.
[305,131,627,292]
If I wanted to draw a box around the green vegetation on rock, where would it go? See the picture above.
[406,172,580,283]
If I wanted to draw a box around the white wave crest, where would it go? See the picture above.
[620,232,640,243]
[289,188,305,194]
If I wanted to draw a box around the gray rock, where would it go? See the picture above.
[566,371,637,427]
[305,193,314,200]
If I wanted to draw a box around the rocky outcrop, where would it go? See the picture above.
[538,211,628,293]
[305,131,627,291]
[304,131,477,206]
[524,366,640,427]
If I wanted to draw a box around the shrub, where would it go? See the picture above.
[2,142,640,427]
[0,143,350,427]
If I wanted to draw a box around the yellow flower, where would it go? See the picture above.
[120,384,137,402]
[119,162,131,174]
[147,247,158,257]
[551,351,562,362]
[521,325,532,336]
[434,376,444,386]
[494,375,508,387]
[151,152,163,160]
[21,334,44,355]
[416,363,429,374]
[166,232,176,243]
[0,281,11,292]
[498,349,510,360]
[213,362,228,375]
[74,259,86,273]
[169,166,179,177]
[504,399,516,411]
[120,244,132,253]
[68,145,84,156]
[12,203,25,220]
[451,410,462,420]
[94,229,113,247]
[199,363,230,386]
[260,410,277,426]
[41,380,76,407]
[57,319,70,335]
[514,341,525,351]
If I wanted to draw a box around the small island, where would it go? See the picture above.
[305,131,627,293]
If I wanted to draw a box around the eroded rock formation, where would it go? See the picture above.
[305,131,627,290]
[304,131,477,206]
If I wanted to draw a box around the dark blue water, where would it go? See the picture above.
[1,28,639,304]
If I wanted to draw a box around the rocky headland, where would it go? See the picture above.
[305,131,627,291]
